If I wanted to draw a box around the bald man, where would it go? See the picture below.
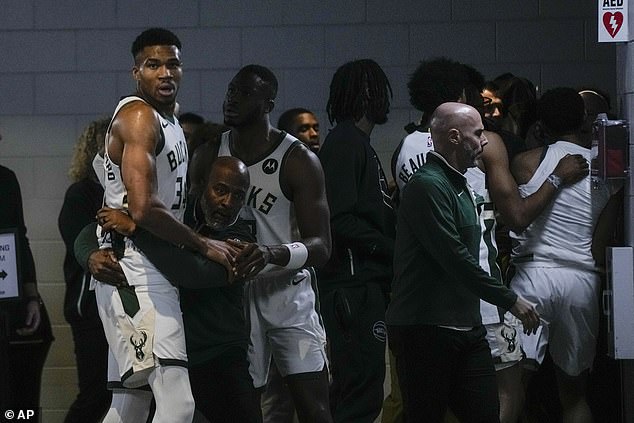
[78,156,263,423]
[386,103,540,423]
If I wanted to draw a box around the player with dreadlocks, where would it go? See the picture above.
[317,59,395,423]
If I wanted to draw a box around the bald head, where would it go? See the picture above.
[430,102,487,172]
[201,156,250,230]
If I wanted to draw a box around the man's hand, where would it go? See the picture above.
[227,239,271,279]
[15,300,41,336]
[89,248,128,287]
[201,238,240,282]
[552,154,589,185]
[97,207,136,236]
[509,296,540,335]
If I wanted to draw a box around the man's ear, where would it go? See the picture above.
[265,99,275,114]
[132,66,140,81]
[448,128,461,145]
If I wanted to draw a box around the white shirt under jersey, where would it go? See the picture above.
[510,141,610,271]
[465,166,504,325]
[394,129,434,194]
[99,96,188,283]
[218,131,302,274]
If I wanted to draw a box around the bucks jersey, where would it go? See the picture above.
[218,131,302,274]
[393,129,434,194]
[465,166,504,325]
[511,141,609,271]
[102,96,188,221]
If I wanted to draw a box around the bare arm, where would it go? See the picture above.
[232,145,332,277]
[482,131,588,233]
[109,102,231,265]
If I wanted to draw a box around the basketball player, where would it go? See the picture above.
[94,28,234,423]
[509,88,616,423]
[212,65,333,423]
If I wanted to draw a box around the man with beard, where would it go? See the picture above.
[77,156,263,422]
[217,65,333,423]
[386,102,540,423]
[317,59,395,423]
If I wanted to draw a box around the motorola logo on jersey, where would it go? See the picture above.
[262,158,278,175]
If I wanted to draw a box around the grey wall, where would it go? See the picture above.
[0,1,614,421]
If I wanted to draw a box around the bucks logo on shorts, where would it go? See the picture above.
[130,331,148,361]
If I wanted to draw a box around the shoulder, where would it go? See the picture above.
[112,99,158,132]
[510,147,543,184]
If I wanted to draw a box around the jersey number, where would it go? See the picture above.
[171,177,184,210]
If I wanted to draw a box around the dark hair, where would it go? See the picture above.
[326,59,392,125]
[237,64,278,99]
[462,63,486,112]
[179,112,205,125]
[496,76,538,138]
[537,87,585,136]
[407,58,472,119]
[277,108,314,132]
[131,28,181,59]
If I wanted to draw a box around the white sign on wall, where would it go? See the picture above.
[599,0,629,42]
[0,230,20,301]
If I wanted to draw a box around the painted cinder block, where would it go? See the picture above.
[243,26,325,68]
[281,0,365,25]
[410,23,496,65]
[366,0,450,23]
[0,31,76,73]
[200,0,284,27]
[35,73,117,115]
[325,24,408,67]
[34,0,116,29]
[452,0,538,21]
[497,20,584,63]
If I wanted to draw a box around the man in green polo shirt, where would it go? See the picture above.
[386,102,540,423]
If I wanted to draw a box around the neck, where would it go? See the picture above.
[355,115,375,136]
[137,91,174,118]
[230,118,277,160]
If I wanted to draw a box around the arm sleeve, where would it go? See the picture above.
[403,178,517,310]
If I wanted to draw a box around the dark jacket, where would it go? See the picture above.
[318,120,395,291]
[58,178,104,323]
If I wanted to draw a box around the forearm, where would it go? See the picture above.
[132,229,229,288]
[498,182,557,232]
[331,213,393,258]
[74,223,100,271]
[266,236,330,268]
[131,203,206,254]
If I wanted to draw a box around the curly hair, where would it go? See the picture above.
[69,118,110,182]
[407,58,471,118]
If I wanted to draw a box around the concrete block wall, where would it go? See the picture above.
[0,1,614,421]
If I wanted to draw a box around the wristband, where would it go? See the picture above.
[283,242,309,269]
[546,174,562,190]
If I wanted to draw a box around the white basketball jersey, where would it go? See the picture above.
[394,130,434,193]
[465,166,504,325]
[218,131,301,273]
[98,96,188,287]
[102,96,188,221]
[511,141,610,270]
